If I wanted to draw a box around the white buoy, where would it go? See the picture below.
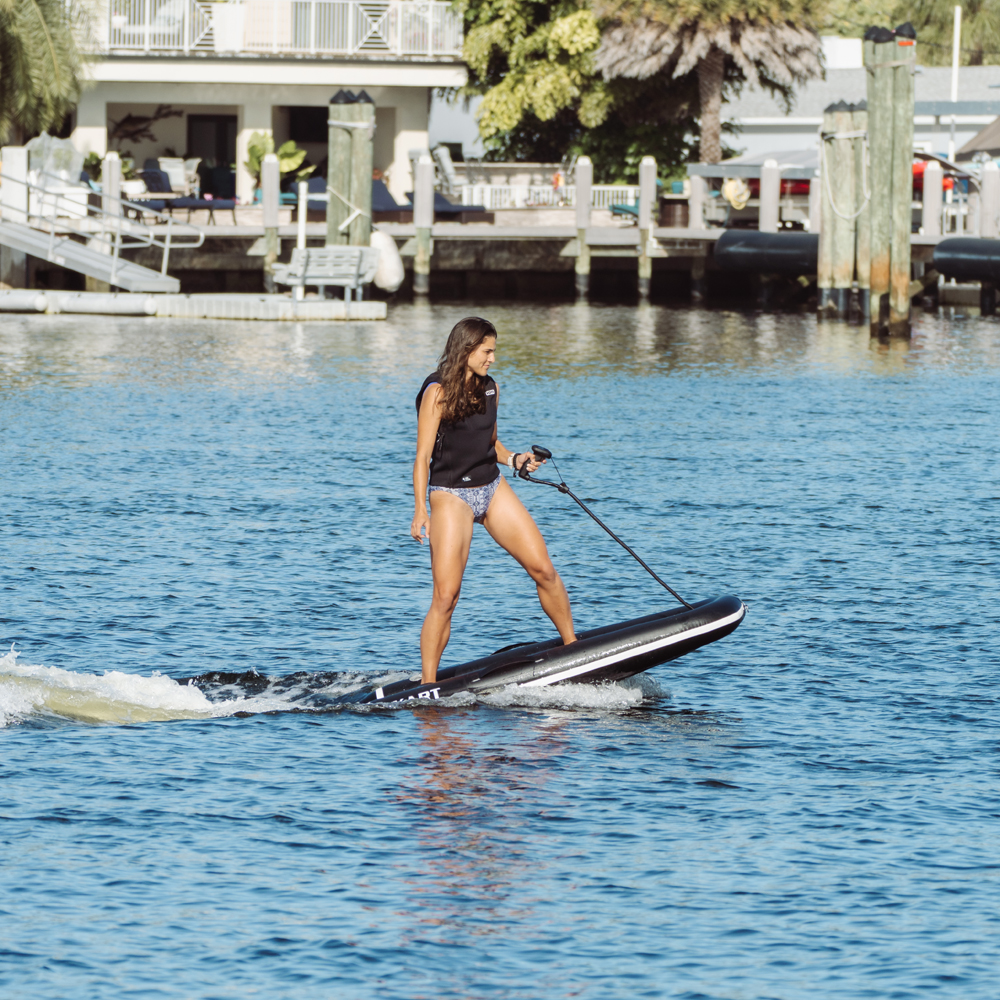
[371,229,404,292]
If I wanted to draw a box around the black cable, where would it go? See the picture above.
[518,455,694,610]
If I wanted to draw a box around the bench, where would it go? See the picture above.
[272,246,381,300]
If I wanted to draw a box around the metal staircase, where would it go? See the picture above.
[0,173,204,293]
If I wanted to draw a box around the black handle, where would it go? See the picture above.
[531,444,553,460]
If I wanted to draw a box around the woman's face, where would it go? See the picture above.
[466,336,496,378]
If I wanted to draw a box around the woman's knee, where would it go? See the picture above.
[432,583,462,614]
[528,561,559,589]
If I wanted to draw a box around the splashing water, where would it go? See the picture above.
[0,648,665,728]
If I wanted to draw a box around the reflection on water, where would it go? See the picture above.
[3,304,1000,393]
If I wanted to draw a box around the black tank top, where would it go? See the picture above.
[416,371,499,488]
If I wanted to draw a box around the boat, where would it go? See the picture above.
[342,594,746,705]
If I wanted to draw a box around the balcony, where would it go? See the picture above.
[100,0,464,58]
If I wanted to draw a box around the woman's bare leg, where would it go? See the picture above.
[421,491,475,683]
[482,478,576,644]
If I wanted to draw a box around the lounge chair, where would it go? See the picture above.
[140,168,238,224]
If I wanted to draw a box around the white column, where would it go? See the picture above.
[574,155,592,230]
[413,153,435,228]
[637,155,657,231]
[388,89,429,203]
[236,96,273,206]
[981,161,1000,239]
[102,152,122,215]
[808,173,821,232]
[688,174,706,229]
[923,161,943,237]
[261,153,280,228]
[759,159,780,233]
[71,91,109,158]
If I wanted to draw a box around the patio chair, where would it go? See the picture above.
[140,168,238,225]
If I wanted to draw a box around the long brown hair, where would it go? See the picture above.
[436,317,497,423]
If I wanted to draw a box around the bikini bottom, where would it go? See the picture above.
[429,474,502,524]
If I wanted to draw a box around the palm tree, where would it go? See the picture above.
[594,0,826,163]
[0,0,89,145]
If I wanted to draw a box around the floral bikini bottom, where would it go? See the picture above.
[429,474,502,524]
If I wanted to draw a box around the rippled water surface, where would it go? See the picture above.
[2,304,999,998]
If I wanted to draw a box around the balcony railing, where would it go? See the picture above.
[101,0,464,57]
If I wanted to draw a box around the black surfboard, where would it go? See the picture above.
[343,594,746,705]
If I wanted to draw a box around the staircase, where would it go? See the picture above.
[0,165,204,294]
[0,221,180,293]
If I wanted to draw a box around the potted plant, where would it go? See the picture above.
[244,132,315,202]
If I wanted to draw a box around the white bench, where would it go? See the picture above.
[272,246,380,300]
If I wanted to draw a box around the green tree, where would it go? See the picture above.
[902,0,1000,65]
[595,0,826,163]
[457,0,708,179]
[243,132,316,188]
[0,0,88,144]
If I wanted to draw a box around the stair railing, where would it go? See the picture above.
[0,171,205,282]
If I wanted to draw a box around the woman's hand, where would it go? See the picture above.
[411,508,431,544]
[513,451,546,474]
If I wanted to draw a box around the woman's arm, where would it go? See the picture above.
[411,384,443,543]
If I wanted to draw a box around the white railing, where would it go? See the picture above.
[459,184,642,210]
[1,172,204,284]
[102,0,463,57]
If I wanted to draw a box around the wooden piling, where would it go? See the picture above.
[889,24,916,334]
[817,105,836,315]
[865,30,895,334]
[831,101,856,318]
[575,155,592,298]
[348,99,374,247]
[637,156,656,299]
[326,93,354,246]
[853,102,871,320]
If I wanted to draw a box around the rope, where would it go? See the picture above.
[326,185,371,233]
[821,134,872,221]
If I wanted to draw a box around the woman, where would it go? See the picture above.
[411,317,576,684]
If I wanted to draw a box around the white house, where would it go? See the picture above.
[72,0,467,204]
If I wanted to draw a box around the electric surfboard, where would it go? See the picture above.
[341,594,746,705]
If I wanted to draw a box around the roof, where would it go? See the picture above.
[957,116,1000,159]
[723,66,1000,124]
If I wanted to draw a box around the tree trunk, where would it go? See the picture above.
[698,46,725,164]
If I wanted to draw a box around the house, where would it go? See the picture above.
[71,0,466,204]
[724,37,1000,160]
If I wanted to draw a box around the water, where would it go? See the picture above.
[2,304,999,998]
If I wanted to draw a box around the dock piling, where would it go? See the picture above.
[889,24,916,334]
[0,146,29,288]
[574,155,592,299]
[326,91,353,247]
[295,179,308,300]
[759,159,780,233]
[816,106,836,316]
[688,175,706,231]
[261,153,279,294]
[348,96,374,248]
[808,173,821,232]
[922,161,943,237]
[853,102,871,320]
[980,161,1000,239]
[413,153,434,297]
[866,30,895,333]
[102,152,121,217]
[637,156,656,299]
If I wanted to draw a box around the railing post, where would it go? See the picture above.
[574,155,592,299]
[396,1,403,55]
[413,152,435,297]
[272,0,278,53]
[348,1,355,54]
[183,0,190,54]
[637,155,656,299]
[427,3,433,57]
[262,152,280,293]
[759,158,780,233]
[310,0,316,54]
[144,0,151,51]
[980,161,999,239]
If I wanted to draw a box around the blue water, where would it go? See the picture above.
[2,304,999,998]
